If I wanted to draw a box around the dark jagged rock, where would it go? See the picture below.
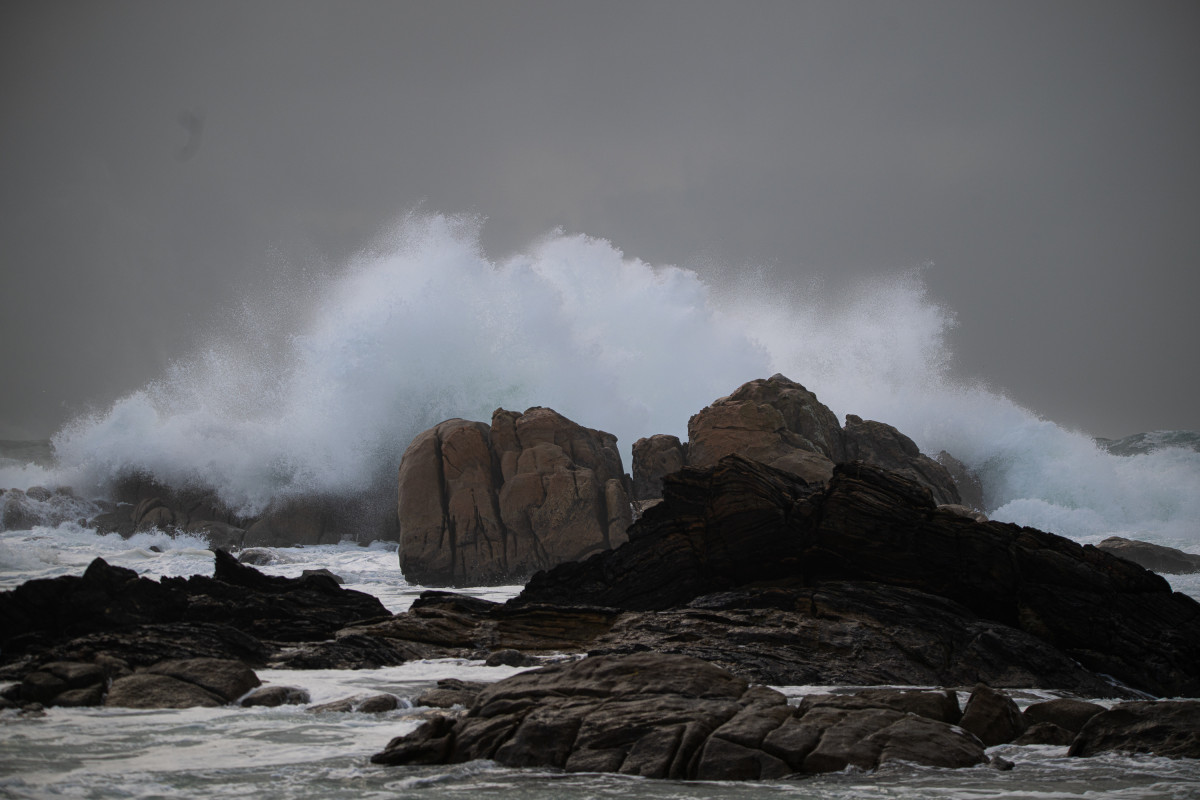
[1096,536,1200,575]
[397,407,632,587]
[585,585,1121,695]
[267,634,410,670]
[371,652,986,778]
[1069,701,1200,759]
[514,456,1200,698]
[0,551,389,675]
[26,622,273,671]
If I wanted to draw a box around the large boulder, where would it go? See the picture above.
[685,374,844,483]
[397,407,632,587]
[371,652,985,778]
[638,375,960,505]
[631,434,687,502]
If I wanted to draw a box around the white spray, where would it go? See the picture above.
[4,213,1193,549]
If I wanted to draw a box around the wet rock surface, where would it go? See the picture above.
[371,652,987,778]
[1069,701,1200,759]
[0,550,392,688]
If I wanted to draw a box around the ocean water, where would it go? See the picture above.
[2,212,1199,797]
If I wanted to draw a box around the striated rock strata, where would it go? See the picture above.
[397,407,632,586]
[516,456,1200,697]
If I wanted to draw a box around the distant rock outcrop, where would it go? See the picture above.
[634,375,962,507]
[1097,536,1200,575]
[397,407,632,587]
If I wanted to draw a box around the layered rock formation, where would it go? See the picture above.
[371,652,987,778]
[631,374,963,507]
[397,407,632,586]
[516,456,1200,698]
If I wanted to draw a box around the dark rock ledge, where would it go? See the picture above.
[371,652,988,778]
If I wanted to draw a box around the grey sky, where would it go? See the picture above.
[2,0,1197,440]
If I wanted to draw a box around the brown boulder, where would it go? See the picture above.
[685,374,842,482]
[635,375,962,505]
[631,434,687,501]
[843,415,960,505]
[397,407,632,587]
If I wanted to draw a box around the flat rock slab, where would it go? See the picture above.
[372,652,986,780]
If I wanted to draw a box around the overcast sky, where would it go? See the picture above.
[2,0,1197,440]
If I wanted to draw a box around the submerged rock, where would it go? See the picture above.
[371,652,986,778]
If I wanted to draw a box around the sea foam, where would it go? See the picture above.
[2,213,1193,549]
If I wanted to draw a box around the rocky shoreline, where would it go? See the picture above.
[4,457,1200,776]
[3,375,1200,780]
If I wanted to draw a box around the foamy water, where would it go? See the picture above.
[1,211,1196,551]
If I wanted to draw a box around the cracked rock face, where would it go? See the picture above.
[397,407,632,587]
[371,652,987,778]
